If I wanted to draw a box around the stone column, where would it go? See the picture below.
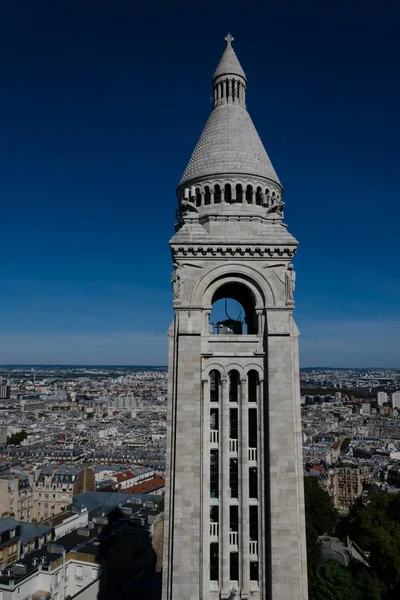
[258,375,265,597]
[201,376,210,597]
[220,377,230,597]
[240,378,250,598]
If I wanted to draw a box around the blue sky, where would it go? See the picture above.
[0,0,399,366]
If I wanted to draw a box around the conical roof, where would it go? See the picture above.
[213,39,246,81]
[180,103,280,185]
[180,36,281,187]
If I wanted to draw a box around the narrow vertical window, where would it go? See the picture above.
[210,370,220,403]
[248,370,258,403]
[225,183,232,203]
[210,450,219,498]
[249,408,257,448]
[250,561,259,582]
[210,543,219,581]
[229,370,239,403]
[230,459,238,498]
[249,467,257,498]
[230,551,239,582]
[246,184,253,204]
[235,184,243,203]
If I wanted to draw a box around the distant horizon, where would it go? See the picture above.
[0,364,399,371]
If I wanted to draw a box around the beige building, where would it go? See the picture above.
[0,521,22,566]
[0,473,33,521]
[33,465,95,522]
[332,467,363,511]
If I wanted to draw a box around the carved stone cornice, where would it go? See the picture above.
[171,245,296,258]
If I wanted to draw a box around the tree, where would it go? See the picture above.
[347,492,400,597]
[7,430,28,445]
[304,477,381,600]
[304,476,336,536]
[340,437,351,453]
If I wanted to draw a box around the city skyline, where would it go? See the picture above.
[1,1,399,367]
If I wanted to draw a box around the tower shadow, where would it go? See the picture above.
[96,508,161,600]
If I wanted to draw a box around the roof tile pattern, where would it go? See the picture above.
[180,103,280,185]
[213,43,246,80]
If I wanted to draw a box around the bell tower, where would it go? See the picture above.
[162,35,308,600]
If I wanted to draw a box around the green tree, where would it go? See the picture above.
[314,560,362,600]
[304,476,336,536]
[340,437,351,453]
[7,430,28,445]
[347,492,400,597]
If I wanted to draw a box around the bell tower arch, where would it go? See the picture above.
[163,34,308,600]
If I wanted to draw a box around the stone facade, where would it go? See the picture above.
[163,35,308,600]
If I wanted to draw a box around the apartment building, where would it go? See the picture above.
[33,466,95,522]
[0,473,33,521]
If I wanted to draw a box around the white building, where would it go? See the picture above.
[377,391,387,406]
[162,34,308,600]
[392,391,400,409]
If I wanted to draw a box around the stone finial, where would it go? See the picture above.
[225,32,234,45]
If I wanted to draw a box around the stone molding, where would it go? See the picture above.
[171,245,296,258]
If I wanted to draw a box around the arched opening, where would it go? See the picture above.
[209,282,258,335]
[229,370,240,403]
[195,188,201,207]
[248,370,259,403]
[246,184,253,204]
[210,370,220,403]
[204,186,211,205]
[256,186,263,205]
[235,184,243,203]
[225,183,232,203]
[214,184,221,203]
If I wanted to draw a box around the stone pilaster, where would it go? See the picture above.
[240,378,250,598]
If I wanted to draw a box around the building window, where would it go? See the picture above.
[230,551,239,581]
[229,459,238,498]
[210,370,220,403]
[10,530,15,539]
[249,409,257,448]
[210,408,218,432]
[210,450,219,498]
[248,370,258,403]
[76,565,83,580]
[230,505,238,534]
[229,408,238,440]
[250,506,258,542]
[250,561,259,581]
[229,371,239,403]
[249,467,258,498]
[210,543,219,581]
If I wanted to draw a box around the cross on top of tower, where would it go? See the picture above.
[225,32,234,45]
